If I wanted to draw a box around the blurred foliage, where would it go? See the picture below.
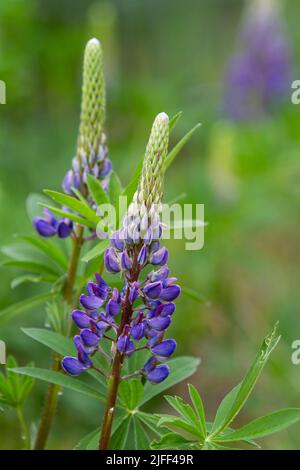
[1,0,300,449]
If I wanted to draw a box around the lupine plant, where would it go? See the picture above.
[1,37,300,451]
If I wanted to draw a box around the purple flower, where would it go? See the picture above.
[224,0,292,121]
[62,357,87,376]
[143,281,163,300]
[151,339,177,359]
[72,310,92,329]
[147,364,170,384]
[121,250,132,270]
[80,294,104,310]
[104,247,120,273]
[160,285,181,301]
[80,329,100,347]
[137,244,147,265]
[150,247,169,266]
[148,315,171,332]
[33,208,73,239]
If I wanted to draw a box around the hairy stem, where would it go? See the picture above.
[34,226,84,450]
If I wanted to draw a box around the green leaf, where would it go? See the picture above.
[164,395,199,429]
[169,111,182,131]
[164,123,201,170]
[22,328,107,387]
[26,192,50,221]
[81,239,109,263]
[210,323,281,437]
[11,274,44,289]
[22,328,74,357]
[137,411,166,437]
[215,409,300,442]
[109,415,132,450]
[211,384,240,434]
[109,172,123,207]
[10,367,105,401]
[70,187,89,205]
[0,291,56,324]
[188,384,206,438]
[74,428,100,450]
[151,432,194,450]
[86,174,110,206]
[118,379,144,411]
[2,259,60,278]
[120,159,143,221]
[39,203,96,229]
[181,286,207,304]
[157,415,201,439]
[74,411,127,450]
[140,356,200,406]
[18,235,68,270]
[133,417,151,450]
[44,190,99,225]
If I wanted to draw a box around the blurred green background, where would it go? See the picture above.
[1,0,300,449]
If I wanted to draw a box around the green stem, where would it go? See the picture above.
[16,406,30,450]
[34,226,84,450]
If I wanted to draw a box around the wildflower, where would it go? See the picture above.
[62,112,180,385]
[33,208,73,239]
[33,38,112,239]
[224,0,292,121]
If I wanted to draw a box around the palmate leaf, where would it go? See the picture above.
[133,416,151,450]
[109,415,132,450]
[215,409,300,443]
[0,291,56,324]
[210,323,281,438]
[118,379,144,410]
[73,355,200,450]
[44,190,99,225]
[10,367,105,401]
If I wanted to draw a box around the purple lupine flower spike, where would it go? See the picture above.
[62,112,179,387]
[224,0,292,121]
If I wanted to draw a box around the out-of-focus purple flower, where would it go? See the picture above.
[33,208,73,239]
[224,0,292,121]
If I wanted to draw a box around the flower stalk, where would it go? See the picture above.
[62,112,181,450]
[33,37,110,450]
